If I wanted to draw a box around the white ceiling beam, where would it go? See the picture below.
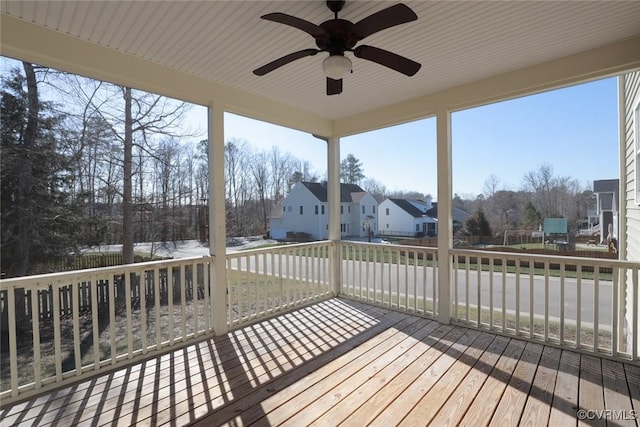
[333,35,640,137]
[0,15,333,137]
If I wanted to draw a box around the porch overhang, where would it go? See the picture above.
[2,3,640,135]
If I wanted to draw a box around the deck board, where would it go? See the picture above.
[548,350,580,426]
[579,355,606,427]
[428,335,510,427]
[1,298,638,427]
[458,338,527,427]
[519,346,562,426]
[488,341,544,426]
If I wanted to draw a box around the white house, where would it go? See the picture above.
[269,181,377,240]
[378,198,437,237]
[621,70,640,355]
[378,197,470,238]
[593,179,619,244]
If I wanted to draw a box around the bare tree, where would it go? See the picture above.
[483,174,501,199]
[249,150,271,231]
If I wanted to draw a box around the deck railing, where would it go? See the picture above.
[226,241,333,327]
[450,249,639,362]
[0,242,335,405]
[0,257,214,405]
[1,241,638,406]
[340,242,438,318]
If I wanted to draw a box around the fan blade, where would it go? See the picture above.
[354,45,421,76]
[353,4,417,39]
[327,77,343,95]
[261,13,326,38]
[253,49,319,76]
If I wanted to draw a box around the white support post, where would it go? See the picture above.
[436,108,452,324]
[327,136,341,296]
[208,103,227,335]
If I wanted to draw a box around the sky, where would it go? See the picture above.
[2,56,620,199]
[204,76,620,198]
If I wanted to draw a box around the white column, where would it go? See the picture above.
[327,136,341,295]
[208,103,227,335]
[436,108,452,324]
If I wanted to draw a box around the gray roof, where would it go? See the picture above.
[390,199,429,218]
[593,179,619,193]
[427,203,470,224]
[301,182,366,203]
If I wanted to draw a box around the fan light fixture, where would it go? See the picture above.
[322,55,351,79]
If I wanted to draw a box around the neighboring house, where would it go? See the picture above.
[593,179,619,244]
[621,70,640,355]
[378,197,470,238]
[425,202,470,234]
[268,181,377,240]
[378,198,437,237]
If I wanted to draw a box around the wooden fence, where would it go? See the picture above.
[1,266,206,324]
[28,253,169,276]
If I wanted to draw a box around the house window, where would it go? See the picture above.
[348,206,351,213]
[283,206,286,212]
[373,206,376,214]
[341,206,344,215]
[386,224,389,228]
[300,206,303,215]
[635,97,640,204]
[315,205,319,215]
[416,224,420,232]
[386,208,389,215]
[321,205,325,215]
[362,206,365,214]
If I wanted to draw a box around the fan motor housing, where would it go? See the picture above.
[316,19,359,53]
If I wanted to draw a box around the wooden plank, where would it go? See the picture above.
[486,342,544,426]
[458,339,527,427]
[110,301,405,426]
[295,323,462,427]
[204,316,435,426]
[428,335,510,427]
[39,299,396,426]
[626,364,640,420]
[397,332,497,426]
[519,346,561,426]
[578,355,605,427]
[273,319,447,426]
[356,333,505,427]
[188,310,413,426]
[548,350,580,426]
[601,359,636,427]
[370,328,483,427]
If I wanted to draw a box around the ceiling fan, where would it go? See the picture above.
[253,0,421,95]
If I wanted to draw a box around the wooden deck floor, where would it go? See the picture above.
[1,298,639,426]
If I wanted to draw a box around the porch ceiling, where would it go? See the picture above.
[2,1,640,136]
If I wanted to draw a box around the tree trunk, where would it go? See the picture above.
[10,62,38,277]
[122,87,134,264]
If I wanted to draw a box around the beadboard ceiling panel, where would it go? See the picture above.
[2,0,640,126]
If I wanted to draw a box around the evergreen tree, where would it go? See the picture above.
[521,201,542,230]
[1,64,81,276]
[340,153,365,184]
[463,208,492,237]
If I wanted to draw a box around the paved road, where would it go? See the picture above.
[228,254,616,328]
